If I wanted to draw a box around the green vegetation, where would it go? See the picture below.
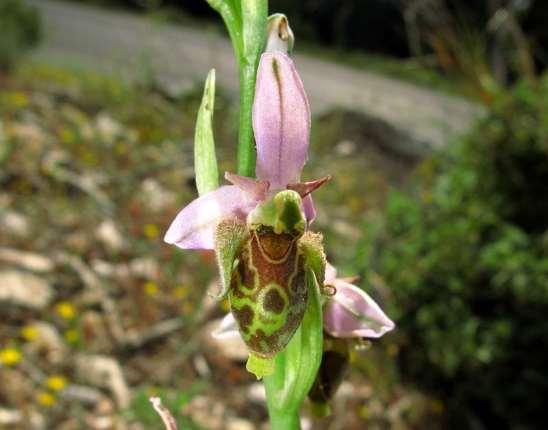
[374,75,548,428]
[0,0,42,72]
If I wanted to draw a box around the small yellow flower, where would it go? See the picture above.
[55,301,76,320]
[46,375,67,392]
[37,391,57,407]
[173,285,189,299]
[64,329,80,344]
[143,223,160,239]
[21,325,39,341]
[0,348,22,366]
[358,404,371,420]
[60,128,75,144]
[143,281,159,296]
[5,91,29,109]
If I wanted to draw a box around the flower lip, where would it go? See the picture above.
[212,263,395,340]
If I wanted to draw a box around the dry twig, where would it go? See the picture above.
[150,397,178,430]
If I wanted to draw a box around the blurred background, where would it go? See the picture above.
[1,0,547,428]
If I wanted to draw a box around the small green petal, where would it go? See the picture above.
[299,231,326,288]
[214,219,248,299]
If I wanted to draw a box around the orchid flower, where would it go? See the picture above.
[164,50,329,378]
[158,7,395,429]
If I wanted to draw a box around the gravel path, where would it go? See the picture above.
[28,0,483,151]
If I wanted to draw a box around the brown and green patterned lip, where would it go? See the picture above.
[229,228,308,358]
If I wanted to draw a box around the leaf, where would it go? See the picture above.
[204,0,243,58]
[194,69,219,196]
[213,219,248,299]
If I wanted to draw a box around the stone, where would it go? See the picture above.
[182,395,225,429]
[0,248,54,273]
[75,355,131,409]
[0,271,53,310]
[128,258,158,279]
[95,220,127,253]
[226,418,255,430]
[90,259,131,280]
[23,321,68,365]
[335,139,357,156]
[204,319,249,362]
[139,178,177,212]
[0,369,34,404]
[96,114,123,144]
[0,408,23,426]
[246,383,266,404]
[0,210,29,237]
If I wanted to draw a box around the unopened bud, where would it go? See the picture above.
[266,13,294,54]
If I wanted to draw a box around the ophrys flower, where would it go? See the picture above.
[164,51,329,377]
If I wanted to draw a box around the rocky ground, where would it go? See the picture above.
[0,62,444,429]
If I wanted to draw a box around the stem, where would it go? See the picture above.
[237,63,257,177]
[268,408,300,430]
[263,269,324,430]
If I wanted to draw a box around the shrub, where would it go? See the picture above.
[0,0,42,72]
[375,76,548,429]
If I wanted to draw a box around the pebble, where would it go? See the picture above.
[0,248,54,273]
[75,354,131,409]
[23,321,68,364]
[0,210,30,237]
[96,220,127,253]
[0,270,53,310]
[204,319,249,362]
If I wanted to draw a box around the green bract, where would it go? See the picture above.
[194,69,219,196]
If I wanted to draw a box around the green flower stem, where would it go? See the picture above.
[237,63,257,177]
[205,0,266,177]
[237,0,267,176]
[269,409,301,430]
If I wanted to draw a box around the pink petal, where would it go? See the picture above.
[211,312,240,340]
[253,52,311,189]
[164,185,259,250]
[323,280,395,338]
[302,194,316,224]
[325,262,337,283]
